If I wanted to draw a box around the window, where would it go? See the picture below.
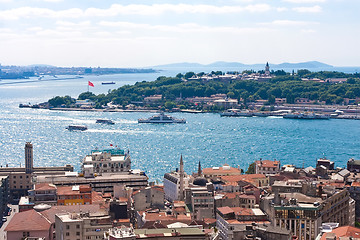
[66,225,70,230]
[76,232,80,236]
[66,232,70,236]
[20,176,23,179]
[13,176,16,179]
[76,224,80,229]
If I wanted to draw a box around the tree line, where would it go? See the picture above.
[48,70,360,109]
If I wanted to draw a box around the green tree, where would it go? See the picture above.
[246,162,256,174]
[184,72,195,79]
[165,101,176,109]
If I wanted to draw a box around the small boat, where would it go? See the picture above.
[220,109,253,117]
[19,103,32,108]
[138,112,186,124]
[66,125,88,131]
[96,119,115,125]
[102,82,115,85]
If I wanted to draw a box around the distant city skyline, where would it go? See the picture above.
[0,0,359,68]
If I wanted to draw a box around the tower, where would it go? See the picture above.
[265,62,270,75]
[197,161,202,177]
[179,155,184,201]
[25,142,33,174]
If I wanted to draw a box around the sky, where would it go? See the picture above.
[0,0,359,67]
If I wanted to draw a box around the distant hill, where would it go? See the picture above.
[275,61,333,69]
[153,61,334,69]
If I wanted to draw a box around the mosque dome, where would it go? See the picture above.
[193,177,208,186]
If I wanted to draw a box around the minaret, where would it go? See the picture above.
[25,142,33,174]
[179,155,184,201]
[197,161,202,177]
[265,62,270,75]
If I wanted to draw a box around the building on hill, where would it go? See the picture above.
[261,186,352,240]
[82,148,131,175]
[220,174,268,188]
[265,62,270,75]
[56,185,92,206]
[184,177,215,221]
[132,185,164,211]
[55,211,112,240]
[163,156,190,202]
[216,206,268,240]
[255,159,280,175]
[5,204,103,240]
[34,171,148,196]
[28,183,57,206]
[202,164,242,178]
[105,225,212,240]
[347,158,360,172]
[318,225,360,240]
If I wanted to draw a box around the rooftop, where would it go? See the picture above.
[255,160,280,168]
[202,164,241,175]
[320,226,360,240]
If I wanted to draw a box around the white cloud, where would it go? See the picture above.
[0,3,272,20]
[293,5,322,13]
[277,7,288,12]
[301,29,316,33]
[283,0,326,3]
[260,20,319,26]
[98,21,272,34]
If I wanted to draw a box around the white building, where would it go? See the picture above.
[163,156,190,202]
[255,159,280,175]
[82,148,131,175]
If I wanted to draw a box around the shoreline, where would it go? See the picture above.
[27,106,360,120]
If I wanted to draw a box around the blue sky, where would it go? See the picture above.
[0,0,359,67]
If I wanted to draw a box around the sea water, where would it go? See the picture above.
[0,71,359,182]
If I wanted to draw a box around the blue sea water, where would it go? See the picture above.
[0,71,359,182]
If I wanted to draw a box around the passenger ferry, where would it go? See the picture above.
[138,112,186,124]
[220,109,253,117]
[283,112,330,120]
[96,119,115,125]
[66,125,88,131]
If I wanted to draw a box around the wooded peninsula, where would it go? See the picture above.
[47,69,360,111]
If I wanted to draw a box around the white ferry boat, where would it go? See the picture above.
[66,125,88,131]
[138,112,186,124]
[220,109,253,117]
[283,112,330,120]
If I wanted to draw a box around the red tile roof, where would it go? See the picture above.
[255,160,279,168]
[217,206,234,215]
[220,174,266,185]
[34,183,57,191]
[203,166,241,175]
[5,210,51,232]
[352,182,360,187]
[320,226,360,240]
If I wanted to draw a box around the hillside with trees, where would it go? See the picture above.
[48,70,360,110]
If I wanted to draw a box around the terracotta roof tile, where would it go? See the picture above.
[220,174,266,185]
[255,160,280,168]
[203,166,241,175]
[35,183,57,191]
[5,210,51,232]
[217,206,234,215]
[320,226,360,240]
